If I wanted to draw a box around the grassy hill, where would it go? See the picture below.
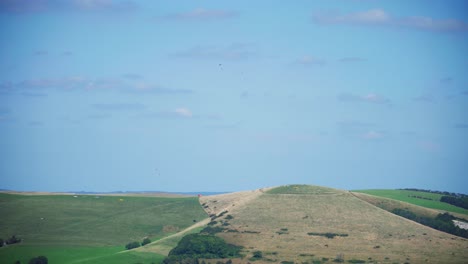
[199,185,468,264]
[353,189,468,215]
[0,192,208,264]
[2,186,468,264]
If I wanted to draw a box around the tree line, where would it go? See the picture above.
[391,209,468,238]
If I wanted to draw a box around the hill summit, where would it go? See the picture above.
[199,185,468,263]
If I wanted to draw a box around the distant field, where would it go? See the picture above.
[353,189,468,215]
[0,193,208,263]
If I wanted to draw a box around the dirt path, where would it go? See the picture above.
[199,187,271,216]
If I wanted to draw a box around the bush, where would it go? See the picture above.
[307,232,348,238]
[142,238,151,246]
[440,196,468,209]
[28,256,48,264]
[6,235,21,245]
[391,209,468,238]
[225,215,234,220]
[201,226,224,234]
[125,241,141,250]
[163,233,242,263]
[251,251,263,259]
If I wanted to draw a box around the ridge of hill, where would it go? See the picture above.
[198,185,468,264]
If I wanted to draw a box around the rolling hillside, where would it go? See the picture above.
[353,189,468,215]
[200,185,468,264]
[0,192,208,264]
[2,186,468,264]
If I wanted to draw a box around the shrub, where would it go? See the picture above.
[163,234,242,263]
[6,235,21,245]
[125,241,141,250]
[391,209,468,238]
[201,226,224,234]
[252,251,263,259]
[142,238,151,246]
[307,232,348,239]
[28,256,48,264]
[208,221,218,226]
[334,253,344,262]
[348,260,366,263]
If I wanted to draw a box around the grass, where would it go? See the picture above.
[206,185,468,263]
[137,226,206,256]
[0,192,207,263]
[353,189,468,215]
[0,193,207,245]
[266,185,341,195]
[0,244,165,264]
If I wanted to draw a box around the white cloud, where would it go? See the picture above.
[91,103,146,111]
[363,130,384,140]
[174,108,193,118]
[295,55,326,66]
[157,8,239,21]
[0,0,138,14]
[312,9,468,33]
[314,9,390,25]
[8,76,192,95]
[418,141,440,152]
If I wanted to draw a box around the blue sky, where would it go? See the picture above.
[0,0,467,193]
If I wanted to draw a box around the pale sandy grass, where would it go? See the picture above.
[204,186,468,263]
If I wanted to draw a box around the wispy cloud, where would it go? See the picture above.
[338,57,366,63]
[122,73,143,80]
[156,8,239,22]
[91,103,146,111]
[412,94,435,103]
[312,9,468,33]
[174,107,193,118]
[34,50,48,56]
[338,93,391,105]
[338,121,380,139]
[338,120,375,128]
[139,107,196,120]
[362,130,384,140]
[295,56,326,66]
[419,140,440,152]
[171,43,257,61]
[0,0,138,14]
[3,76,192,95]
[61,51,73,56]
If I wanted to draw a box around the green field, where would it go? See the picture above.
[0,193,208,263]
[353,189,468,215]
[0,245,165,264]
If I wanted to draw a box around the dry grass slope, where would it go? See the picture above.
[201,185,468,264]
